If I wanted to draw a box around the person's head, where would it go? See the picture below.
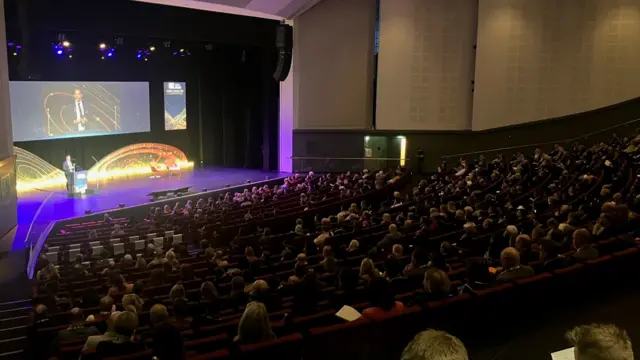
[566,324,633,360]
[245,246,255,258]
[348,239,359,250]
[231,276,245,292]
[541,239,561,259]
[500,247,521,269]
[367,277,395,311]
[65,155,71,162]
[463,222,476,234]
[236,301,273,344]
[389,224,398,235]
[106,311,121,332]
[392,244,403,257]
[401,329,469,360]
[201,281,218,300]
[122,294,143,313]
[99,296,114,313]
[360,258,377,278]
[114,310,138,338]
[155,249,164,259]
[296,253,307,265]
[69,307,84,325]
[515,234,532,252]
[573,228,593,249]
[73,88,83,101]
[170,284,186,300]
[506,225,518,237]
[323,255,338,273]
[150,304,169,326]
[165,250,176,263]
[423,268,451,295]
[322,246,333,258]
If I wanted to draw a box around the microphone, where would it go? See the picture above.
[91,156,98,163]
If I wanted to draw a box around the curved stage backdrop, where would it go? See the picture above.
[15,143,193,191]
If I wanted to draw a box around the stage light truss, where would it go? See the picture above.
[14,143,194,192]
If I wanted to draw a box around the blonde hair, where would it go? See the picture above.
[423,268,451,294]
[235,301,274,344]
[360,258,380,279]
[565,324,633,360]
[500,247,521,269]
[348,239,359,250]
[165,250,176,262]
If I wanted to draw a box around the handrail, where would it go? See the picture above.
[441,117,640,159]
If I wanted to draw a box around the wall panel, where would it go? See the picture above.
[376,0,477,130]
[473,0,640,130]
[293,0,376,129]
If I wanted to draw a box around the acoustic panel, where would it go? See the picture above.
[376,0,477,130]
[473,0,640,130]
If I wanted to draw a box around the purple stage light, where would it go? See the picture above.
[107,52,113,57]
[56,50,63,55]
[16,45,22,49]
[7,42,13,46]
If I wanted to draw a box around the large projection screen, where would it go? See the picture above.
[10,81,151,141]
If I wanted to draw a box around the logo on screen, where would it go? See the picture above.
[168,83,182,90]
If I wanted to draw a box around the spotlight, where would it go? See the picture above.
[149,46,156,51]
[62,40,70,47]
[56,49,63,55]
[107,49,114,57]
[99,43,106,50]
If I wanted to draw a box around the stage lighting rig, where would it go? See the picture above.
[7,42,22,56]
[53,40,73,58]
[99,42,115,60]
[173,48,191,57]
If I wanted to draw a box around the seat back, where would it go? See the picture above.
[173,234,183,245]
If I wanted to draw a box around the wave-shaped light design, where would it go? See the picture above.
[15,143,193,192]
[14,147,66,191]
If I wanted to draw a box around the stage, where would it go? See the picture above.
[9,167,291,252]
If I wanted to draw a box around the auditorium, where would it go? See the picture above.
[0,0,639,359]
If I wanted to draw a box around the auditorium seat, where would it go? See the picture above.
[238,333,304,360]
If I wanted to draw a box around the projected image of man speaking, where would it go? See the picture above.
[71,88,91,132]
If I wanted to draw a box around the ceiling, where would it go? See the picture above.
[135,0,323,20]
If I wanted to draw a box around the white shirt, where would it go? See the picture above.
[65,160,74,172]
[75,100,86,131]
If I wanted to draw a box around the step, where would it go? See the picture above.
[0,325,27,341]
[0,337,27,354]
[0,307,30,321]
[0,300,30,313]
[0,315,28,330]
[0,350,24,360]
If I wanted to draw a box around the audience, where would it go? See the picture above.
[362,278,405,320]
[401,329,468,360]
[565,324,633,360]
[95,311,145,358]
[496,247,535,281]
[234,301,275,345]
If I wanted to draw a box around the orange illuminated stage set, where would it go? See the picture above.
[15,143,194,192]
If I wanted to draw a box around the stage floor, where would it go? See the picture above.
[10,167,291,251]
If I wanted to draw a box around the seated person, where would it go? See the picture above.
[496,247,534,282]
[55,308,99,344]
[234,301,276,345]
[540,240,568,272]
[362,278,405,321]
[571,228,599,262]
[459,259,492,295]
[83,311,121,351]
[96,311,146,358]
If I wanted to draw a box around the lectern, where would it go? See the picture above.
[68,170,88,195]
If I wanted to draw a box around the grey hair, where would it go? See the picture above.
[401,329,468,360]
[566,324,633,360]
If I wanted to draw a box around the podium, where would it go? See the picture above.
[68,170,89,195]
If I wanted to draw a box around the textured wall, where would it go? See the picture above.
[376,0,478,130]
[293,0,376,129]
[473,0,640,130]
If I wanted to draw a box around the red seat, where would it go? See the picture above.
[188,349,231,360]
[238,333,304,360]
[553,263,584,275]
[515,272,553,285]
[586,255,613,265]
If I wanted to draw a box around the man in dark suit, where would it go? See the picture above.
[70,88,92,132]
[62,155,74,192]
[51,308,99,354]
[496,247,534,282]
[571,228,599,262]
